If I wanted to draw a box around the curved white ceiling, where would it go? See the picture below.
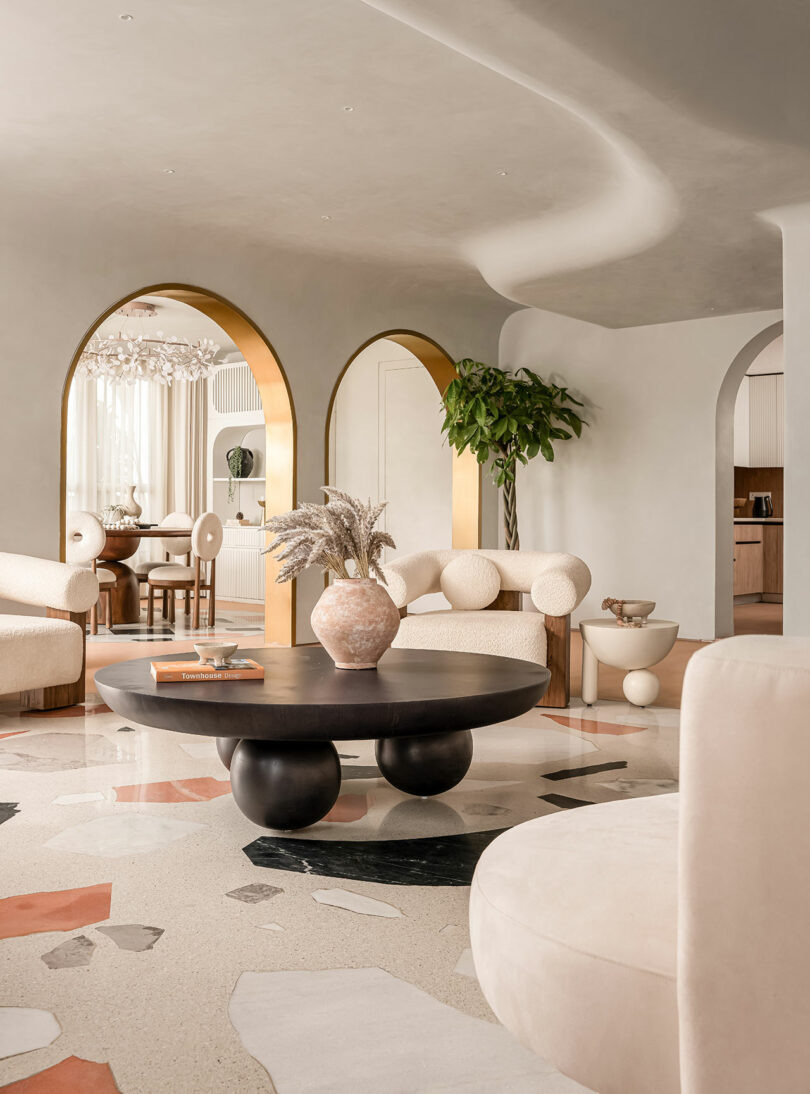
[359,0,678,303]
[2,0,808,325]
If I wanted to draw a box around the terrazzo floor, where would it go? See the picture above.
[0,674,680,1093]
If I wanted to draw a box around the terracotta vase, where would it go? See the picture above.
[311,578,400,669]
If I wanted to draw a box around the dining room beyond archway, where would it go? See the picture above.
[60,285,296,647]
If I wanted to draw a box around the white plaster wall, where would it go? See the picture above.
[766,206,810,635]
[0,217,508,640]
[500,305,782,639]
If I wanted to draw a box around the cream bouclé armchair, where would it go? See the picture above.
[470,636,810,1094]
[383,549,591,708]
[0,552,99,710]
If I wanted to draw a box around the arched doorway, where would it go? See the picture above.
[715,320,783,637]
[60,284,296,646]
[325,330,481,552]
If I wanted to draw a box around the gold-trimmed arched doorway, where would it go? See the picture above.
[325,330,481,549]
[60,284,296,646]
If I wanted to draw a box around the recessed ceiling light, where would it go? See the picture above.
[321,215,332,221]
[343,105,355,113]
[496,170,509,177]
[119,13,134,20]
[163,168,175,175]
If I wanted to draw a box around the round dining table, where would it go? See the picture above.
[99,526,192,624]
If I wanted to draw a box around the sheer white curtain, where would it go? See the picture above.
[66,375,207,565]
[169,379,208,519]
[66,376,169,566]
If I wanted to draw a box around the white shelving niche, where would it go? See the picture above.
[207,358,267,603]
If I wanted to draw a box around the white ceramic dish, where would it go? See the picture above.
[194,640,238,668]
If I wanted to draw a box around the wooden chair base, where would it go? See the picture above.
[537,614,571,708]
[90,588,112,635]
[148,558,216,630]
[21,677,85,711]
[483,593,572,708]
[20,608,87,711]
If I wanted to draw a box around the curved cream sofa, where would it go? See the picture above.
[470,636,810,1094]
[0,552,99,710]
[383,549,591,708]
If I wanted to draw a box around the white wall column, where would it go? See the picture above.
[763,205,810,635]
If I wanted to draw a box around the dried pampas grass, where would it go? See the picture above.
[262,487,396,584]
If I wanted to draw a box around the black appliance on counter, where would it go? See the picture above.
[752,493,774,518]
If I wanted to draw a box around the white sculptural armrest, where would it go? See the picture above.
[528,555,592,617]
[0,552,100,613]
[383,552,447,609]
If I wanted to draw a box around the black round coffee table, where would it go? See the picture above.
[96,647,550,830]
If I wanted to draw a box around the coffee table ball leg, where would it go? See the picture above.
[376,730,473,797]
[622,669,660,707]
[216,737,240,771]
[230,739,341,830]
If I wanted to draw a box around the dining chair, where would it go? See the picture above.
[65,510,116,634]
[135,511,193,617]
[146,512,223,629]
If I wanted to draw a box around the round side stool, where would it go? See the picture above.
[579,619,679,707]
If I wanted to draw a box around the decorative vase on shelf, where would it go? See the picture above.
[310,578,400,670]
[226,447,254,479]
[122,484,142,519]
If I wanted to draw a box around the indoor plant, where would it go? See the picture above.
[441,359,587,550]
[262,487,400,669]
[226,445,254,501]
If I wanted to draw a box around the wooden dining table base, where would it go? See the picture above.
[99,526,193,626]
[102,562,142,625]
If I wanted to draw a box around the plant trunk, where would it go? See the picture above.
[502,479,520,550]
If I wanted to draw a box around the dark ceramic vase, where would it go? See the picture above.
[226,447,254,479]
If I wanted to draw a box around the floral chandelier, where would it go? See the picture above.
[76,302,219,384]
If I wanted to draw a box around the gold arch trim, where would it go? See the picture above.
[60,283,296,646]
[325,329,481,549]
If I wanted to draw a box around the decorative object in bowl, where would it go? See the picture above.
[194,640,238,668]
[601,597,656,627]
[101,503,127,526]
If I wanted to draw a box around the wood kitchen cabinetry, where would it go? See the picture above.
[733,524,764,596]
[763,523,783,595]
[733,522,783,598]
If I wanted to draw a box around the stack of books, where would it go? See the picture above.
[150,658,264,683]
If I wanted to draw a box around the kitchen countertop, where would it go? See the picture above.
[734,517,783,524]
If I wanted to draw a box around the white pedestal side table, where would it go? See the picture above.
[580,619,680,707]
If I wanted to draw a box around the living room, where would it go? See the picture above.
[0,2,808,1093]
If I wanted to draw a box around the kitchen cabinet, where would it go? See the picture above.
[733,522,783,598]
[763,523,784,595]
[733,527,764,596]
[218,526,266,602]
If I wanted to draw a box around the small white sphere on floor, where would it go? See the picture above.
[622,668,660,707]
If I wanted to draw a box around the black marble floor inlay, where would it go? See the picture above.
[243,829,509,886]
[340,764,382,780]
[0,802,19,826]
[114,624,174,635]
[538,793,592,809]
[542,760,628,781]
